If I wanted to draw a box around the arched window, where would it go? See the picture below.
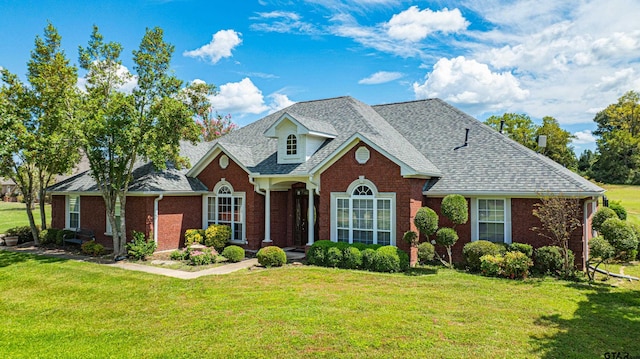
[205,182,245,242]
[333,180,394,245]
[286,134,297,155]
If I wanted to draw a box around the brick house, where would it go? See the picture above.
[48,97,604,267]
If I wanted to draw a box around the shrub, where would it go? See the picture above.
[608,201,627,221]
[502,251,533,279]
[39,228,61,245]
[170,248,189,261]
[326,247,343,267]
[189,248,215,266]
[374,246,401,273]
[306,240,334,266]
[463,240,503,272]
[592,207,618,232]
[534,246,574,275]
[56,229,74,246]
[204,224,231,252]
[414,207,438,237]
[417,242,435,264]
[396,247,410,271]
[599,218,639,253]
[480,254,503,277]
[341,247,362,269]
[7,226,36,244]
[126,231,157,261]
[361,248,378,271]
[257,246,287,267]
[508,242,533,258]
[184,229,205,246]
[402,231,418,247]
[441,194,468,225]
[221,245,245,263]
[435,227,458,247]
[81,240,105,256]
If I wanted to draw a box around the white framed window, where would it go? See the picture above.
[203,181,246,243]
[105,198,122,235]
[471,198,512,244]
[331,178,395,245]
[286,134,297,155]
[66,195,80,229]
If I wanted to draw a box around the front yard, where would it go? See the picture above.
[0,201,50,234]
[0,251,638,358]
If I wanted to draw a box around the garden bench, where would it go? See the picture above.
[63,228,95,246]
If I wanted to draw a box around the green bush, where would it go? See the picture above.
[341,246,362,269]
[589,236,615,262]
[56,229,74,246]
[441,194,468,225]
[608,201,627,221]
[397,247,410,270]
[126,231,157,261]
[592,207,618,232]
[361,248,378,271]
[414,207,438,237]
[189,248,215,266]
[204,224,232,251]
[480,254,503,277]
[326,247,342,267]
[7,225,37,244]
[39,228,61,245]
[402,231,418,246]
[306,240,333,266]
[184,229,205,246]
[599,218,639,253]
[463,240,503,272]
[417,242,435,263]
[502,251,533,279]
[221,245,245,263]
[257,246,287,267]
[435,227,458,246]
[81,240,105,256]
[170,248,189,261]
[534,246,574,276]
[374,246,401,273]
[508,242,533,258]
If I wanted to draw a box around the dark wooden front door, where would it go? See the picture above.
[293,188,319,246]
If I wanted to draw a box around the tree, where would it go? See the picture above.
[0,23,79,243]
[577,149,596,176]
[535,116,577,169]
[532,195,582,277]
[485,113,537,149]
[439,194,468,266]
[586,236,615,281]
[197,111,236,141]
[591,91,640,184]
[78,26,208,257]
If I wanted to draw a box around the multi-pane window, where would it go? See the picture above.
[67,195,80,229]
[478,199,505,243]
[335,184,393,245]
[286,134,297,155]
[206,185,244,242]
[106,198,122,234]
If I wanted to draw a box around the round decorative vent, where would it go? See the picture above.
[219,154,229,169]
[355,146,370,164]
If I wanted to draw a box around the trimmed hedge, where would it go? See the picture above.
[599,218,639,253]
[184,229,205,246]
[306,240,408,273]
[533,246,574,275]
[257,246,287,267]
[204,225,231,251]
[417,242,435,263]
[221,245,245,263]
[508,242,533,258]
[592,207,618,232]
[608,201,627,221]
[463,240,504,272]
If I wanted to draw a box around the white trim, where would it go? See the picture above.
[425,190,604,198]
[65,195,80,230]
[264,113,337,139]
[186,144,253,177]
[471,197,511,244]
[202,180,246,244]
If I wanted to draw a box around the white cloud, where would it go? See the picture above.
[358,71,403,85]
[250,11,318,34]
[385,6,468,42]
[77,63,137,94]
[572,130,596,145]
[208,78,269,115]
[413,56,529,112]
[268,93,296,113]
[183,30,242,64]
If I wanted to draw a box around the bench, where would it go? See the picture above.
[63,228,95,246]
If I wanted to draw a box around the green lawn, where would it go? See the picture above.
[601,184,640,226]
[0,252,638,358]
[0,201,51,234]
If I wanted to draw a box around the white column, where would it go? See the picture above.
[307,189,314,246]
[263,188,272,243]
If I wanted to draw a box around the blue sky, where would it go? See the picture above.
[2,0,639,154]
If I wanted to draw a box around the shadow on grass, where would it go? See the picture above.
[531,284,640,358]
[404,266,438,276]
[0,251,67,268]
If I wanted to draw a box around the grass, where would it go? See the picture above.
[601,184,640,226]
[0,201,51,234]
[1,252,639,358]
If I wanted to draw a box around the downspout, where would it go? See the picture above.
[153,194,164,245]
[583,197,597,270]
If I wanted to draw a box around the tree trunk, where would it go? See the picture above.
[38,187,47,230]
[117,194,127,257]
[24,196,40,245]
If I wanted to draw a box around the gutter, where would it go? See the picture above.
[153,194,164,245]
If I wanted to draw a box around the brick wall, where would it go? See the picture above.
[156,196,202,250]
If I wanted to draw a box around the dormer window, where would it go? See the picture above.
[286,134,297,155]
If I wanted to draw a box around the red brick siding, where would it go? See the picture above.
[156,196,202,250]
[270,190,289,247]
[51,195,65,229]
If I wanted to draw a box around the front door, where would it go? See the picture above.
[293,188,318,246]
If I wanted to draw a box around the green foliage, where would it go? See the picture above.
[221,245,245,263]
[126,231,157,261]
[374,246,402,273]
[326,247,342,267]
[592,207,619,232]
[417,242,435,264]
[534,246,574,276]
[435,227,458,247]
[81,240,105,256]
[414,207,438,237]
[189,248,216,266]
[599,218,639,253]
[306,241,408,273]
[341,247,363,269]
[485,113,537,149]
[6,225,36,244]
[608,201,628,221]
[204,224,231,251]
[56,229,74,246]
[184,229,205,246]
[170,248,189,261]
[441,194,468,225]
[463,240,504,272]
[480,254,503,277]
[507,242,533,258]
[361,248,378,271]
[502,251,533,279]
[589,236,615,263]
[306,240,332,266]
[402,231,418,246]
[257,246,287,267]
[39,228,60,245]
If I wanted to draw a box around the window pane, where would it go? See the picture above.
[337,229,349,242]
[353,230,373,244]
[234,197,243,222]
[70,213,79,229]
[208,197,216,222]
[218,197,232,223]
[377,199,391,230]
[479,222,505,243]
[353,199,373,230]
[377,231,391,246]
[233,223,242,241]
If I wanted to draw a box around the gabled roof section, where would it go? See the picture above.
[373,99,604,196]
[263,112,337,138]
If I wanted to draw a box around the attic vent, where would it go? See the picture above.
[355,146,370,164]
[219,155,229,169]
